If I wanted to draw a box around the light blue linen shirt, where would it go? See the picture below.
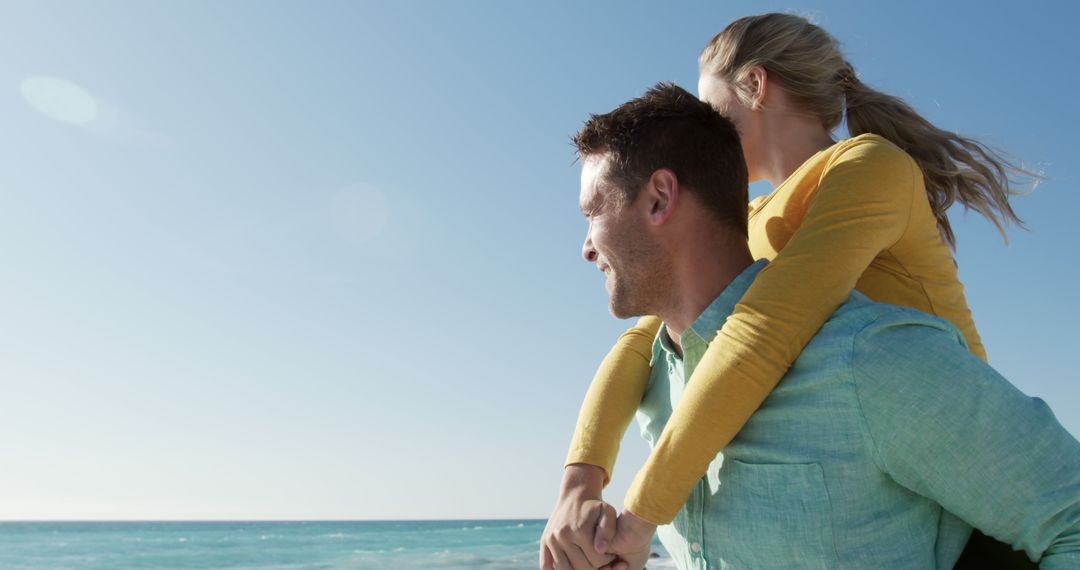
[637,260,1080,569]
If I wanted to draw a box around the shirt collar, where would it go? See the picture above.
[651,259,769,363]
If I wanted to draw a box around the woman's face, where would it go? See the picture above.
[698,72,761,182]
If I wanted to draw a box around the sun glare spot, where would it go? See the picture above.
[330,185,390,245]
[20,76,99,125]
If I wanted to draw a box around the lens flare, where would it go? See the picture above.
[20,76,98,125]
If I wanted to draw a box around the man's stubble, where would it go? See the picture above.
[607,225,673,321]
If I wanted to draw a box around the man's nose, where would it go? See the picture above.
[582,234,598,263]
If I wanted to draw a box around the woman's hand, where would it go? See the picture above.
[540,464,618,570]
[600,510,657,570]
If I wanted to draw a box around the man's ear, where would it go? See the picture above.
[644,168,679,226]
[745,65,768,110]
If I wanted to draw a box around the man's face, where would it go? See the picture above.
[579,155,669,318]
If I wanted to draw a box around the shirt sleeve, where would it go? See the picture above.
[564,316,659,484]
[623,138,921,523]
[852,318,1080,568]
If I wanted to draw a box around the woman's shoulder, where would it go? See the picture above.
[799,133,925,215]
[829,133,915,167]
[816,133,920,188]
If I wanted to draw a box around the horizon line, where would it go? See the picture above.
[0,517,549,523]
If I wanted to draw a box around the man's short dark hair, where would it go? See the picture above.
[573,82,749,236]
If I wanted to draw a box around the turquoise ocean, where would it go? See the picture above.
[0,521,675,569]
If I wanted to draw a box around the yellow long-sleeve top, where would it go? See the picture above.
[565,134,987,524]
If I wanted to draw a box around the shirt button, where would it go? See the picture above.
[691,542,702,553]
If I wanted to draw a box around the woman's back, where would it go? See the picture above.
[747,133,986,359]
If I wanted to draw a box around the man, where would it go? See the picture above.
[540,83,1080,569]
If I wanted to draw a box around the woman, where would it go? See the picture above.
[550,12,1037,569]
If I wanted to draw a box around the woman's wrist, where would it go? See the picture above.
[561,463,606,498]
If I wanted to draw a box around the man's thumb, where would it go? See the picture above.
[594,503,617,553]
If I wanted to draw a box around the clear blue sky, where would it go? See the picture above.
[1,0,1077,520]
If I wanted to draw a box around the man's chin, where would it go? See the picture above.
[608,299,640,320]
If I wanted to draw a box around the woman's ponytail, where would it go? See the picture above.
[841,63,1033,247]
[702,14,1040,247]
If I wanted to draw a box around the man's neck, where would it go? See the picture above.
[659,241,755,353]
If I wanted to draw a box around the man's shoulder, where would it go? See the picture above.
[828,292,967,347]
[834,294,981,406]
[796,292,970,380]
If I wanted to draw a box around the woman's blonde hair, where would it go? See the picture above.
[700,13,1036,246]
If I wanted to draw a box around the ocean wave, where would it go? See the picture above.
[2,521,552,570]
[432,550,496,566]
[412,523,536,535]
